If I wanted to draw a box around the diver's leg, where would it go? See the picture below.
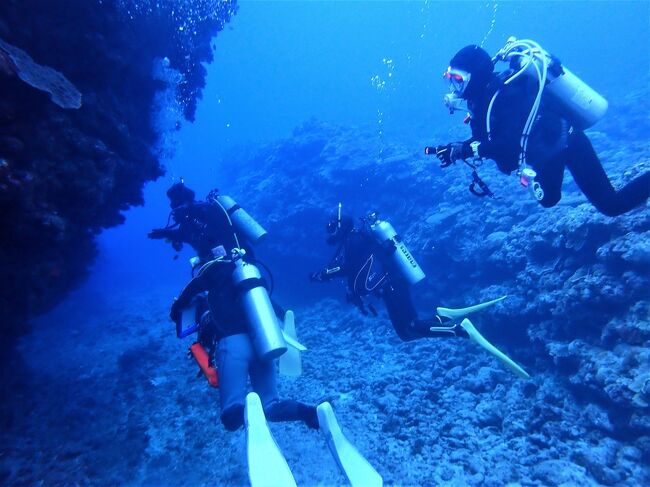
[531,151,566,208]
[217,334,252,431]
[567,131,650,216]
[249,355,318,428]
[381,279,421,342]
[265,400,319,429]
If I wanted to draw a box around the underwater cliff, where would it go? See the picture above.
[0,0,237,341]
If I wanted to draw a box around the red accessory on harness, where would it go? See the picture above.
[190,343,219,388]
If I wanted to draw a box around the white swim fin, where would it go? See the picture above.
[279,310,304,377]
[436,295,507,320]
[460,318,530,379]
[245,392,297,487]
[317,402,383,487]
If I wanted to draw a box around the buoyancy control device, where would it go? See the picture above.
[231,249,287,361]
[366,213,425,286]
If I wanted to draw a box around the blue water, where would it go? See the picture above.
[7,1,650,485]
[92,0,649,295]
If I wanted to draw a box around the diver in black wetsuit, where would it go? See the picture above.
[429,44,649,216]
[150,181,316,431]
[148,181,246,264]
[310,208,530,379]
[170,252,318,432]
[310,210,467,342]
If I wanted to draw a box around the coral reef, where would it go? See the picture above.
[0,0,237,341]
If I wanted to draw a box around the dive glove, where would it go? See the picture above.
[431,142,473,168]
[148,228,169,239]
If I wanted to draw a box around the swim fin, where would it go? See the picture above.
[317,402,383,487]
[245,392,297,487]
[436,295,507,320]
[459,318,530,379]
[279,310,304,377]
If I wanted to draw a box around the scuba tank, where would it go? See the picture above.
[493,36,608,131]
[367,214,425,286]
[215,194,268,245]
[489,37,608,201]
[231,249,287,361]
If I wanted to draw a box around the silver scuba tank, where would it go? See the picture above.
[498,37,608,130]
[216,195,268,244]
[544,65,608,130]
[232,256,287,361]
[369,218,425,286]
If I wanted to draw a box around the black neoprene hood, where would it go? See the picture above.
[167,182,196,209]
[449,45,494,98]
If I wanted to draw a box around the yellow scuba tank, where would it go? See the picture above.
[494,36,608,130]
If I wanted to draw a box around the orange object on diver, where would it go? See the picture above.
[190,343,219,388]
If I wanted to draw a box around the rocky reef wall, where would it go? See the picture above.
[0,0,237,341]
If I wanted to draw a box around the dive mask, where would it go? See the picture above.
[443,67,471,96]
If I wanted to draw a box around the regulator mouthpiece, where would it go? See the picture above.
[443,92,465,114]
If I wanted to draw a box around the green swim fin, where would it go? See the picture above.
[437,295,507,320]
[279,310,304,377]
[245,392,297,487]
[317,402,383,487]
[459,318,530,379]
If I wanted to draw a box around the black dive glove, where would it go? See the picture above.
[426,142,473,168]
[148,228,170,240]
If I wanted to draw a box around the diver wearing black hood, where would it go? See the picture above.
[309,206,530,379]
[148,182,242,262]
[430,44,649,216]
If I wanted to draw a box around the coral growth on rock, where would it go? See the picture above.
[0,0,237,341]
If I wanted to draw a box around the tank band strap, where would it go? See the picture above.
[236,277,269,293]
[226,204,241,215]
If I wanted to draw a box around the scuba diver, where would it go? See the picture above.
[310,205,529,379]
[162,184,382,486]
[170,247,318,432]
[148,180,266,266]
[427,38,649,216]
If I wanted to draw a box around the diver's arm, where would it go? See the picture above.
[148,227,182,241]
[311,247,348,282]
[171,272,210,322]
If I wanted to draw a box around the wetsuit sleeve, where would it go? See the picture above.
[148,227,182,240]
[175,272,210,309]
[317,245,349,281]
